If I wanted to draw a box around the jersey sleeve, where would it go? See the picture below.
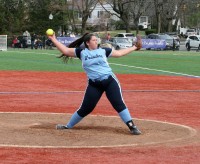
[75,48,83,59]
[102,48,112,57]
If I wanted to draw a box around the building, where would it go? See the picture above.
[82,3,150,30]
[78,2,119,28]
[138,16,151,29]
[70,1,150,31]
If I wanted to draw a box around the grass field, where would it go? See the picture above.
[0,48,200,77]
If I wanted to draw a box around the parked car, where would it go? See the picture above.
[165,32,180,44]
[114,33,136,43]
[185,35,200,51]
[105,37,132,50]
[147,33,180,50]
[185,29,197,38]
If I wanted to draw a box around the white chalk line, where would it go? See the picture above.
[109,63,200,78]
[7,50,56,55]
[0,112,197,149]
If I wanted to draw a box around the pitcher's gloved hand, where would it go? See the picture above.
[135,35,142,50]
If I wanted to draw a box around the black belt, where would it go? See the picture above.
[89,75,112,82]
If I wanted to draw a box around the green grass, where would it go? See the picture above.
[0,49,83,72]
[109,51,200,76]
[0,48,200,77]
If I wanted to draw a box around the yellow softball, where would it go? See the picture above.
[46,29,54,36]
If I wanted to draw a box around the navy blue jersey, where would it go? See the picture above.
[75,47,113,80]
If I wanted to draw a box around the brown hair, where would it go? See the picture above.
[57,33,94,63]
[68,32,89,48]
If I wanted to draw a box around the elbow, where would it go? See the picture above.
[60,48,69,56]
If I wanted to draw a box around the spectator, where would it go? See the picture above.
[42,35,46,49]
[106,33,111,40]
[22,37,27,49]
[35,38,43,49]
[70,33,75,37]
[46,39,53,49]
[60,31,66,37]
[12,37,19,48]
[31,33,36,49]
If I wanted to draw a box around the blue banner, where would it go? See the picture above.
[57,37,78,46]
[57,37,167,50]
[141,39,166,49]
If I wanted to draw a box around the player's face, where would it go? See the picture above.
[86,36,98,50]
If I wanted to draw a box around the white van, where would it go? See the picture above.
[185,29,197,37]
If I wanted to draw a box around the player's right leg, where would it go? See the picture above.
[56,82,103,130]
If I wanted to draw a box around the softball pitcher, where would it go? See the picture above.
[48,33,142,135]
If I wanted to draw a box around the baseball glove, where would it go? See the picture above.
[135,35,142,50]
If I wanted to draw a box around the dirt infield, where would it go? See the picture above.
[0,113,197,148]
[0,71,200,163]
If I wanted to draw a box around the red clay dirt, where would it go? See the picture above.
[0,71,200,164]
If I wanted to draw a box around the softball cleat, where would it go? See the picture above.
[130,126,141,135]
[56,124,68,130]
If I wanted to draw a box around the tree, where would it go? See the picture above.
[74,0,98,34]
[99,0,134,33]
[0,0,199,35]
[27,0,59,34]
[161,0,185,32]
[153,0,190,33]
[99,0,152,33]
[66,0,79,34]
[0,0,28,34]
[153,0,164,33]
[183,0,200,28]
[129,0,152,34]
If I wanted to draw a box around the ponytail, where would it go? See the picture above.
[68,32,89,48]
[57,33,89,63]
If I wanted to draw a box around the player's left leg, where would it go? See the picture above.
[104,75,141,135]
